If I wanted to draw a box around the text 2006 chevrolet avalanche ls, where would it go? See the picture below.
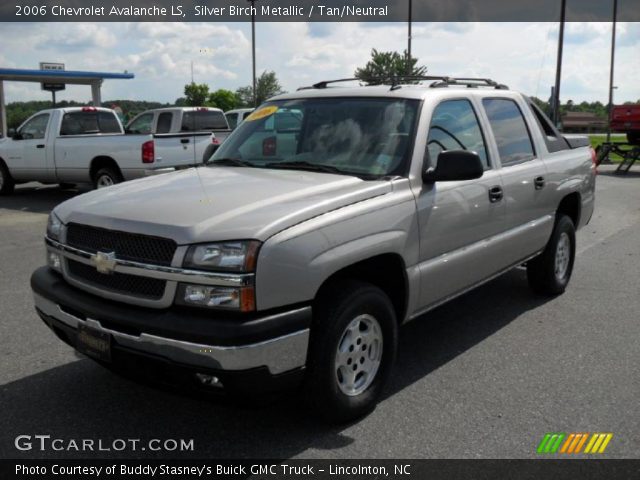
[31,77,596,422]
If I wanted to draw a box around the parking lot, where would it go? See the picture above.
[1,165,639,459]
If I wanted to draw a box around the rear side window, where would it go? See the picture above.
[226,113,238,129]
[181,111,228,131]
[60,112,121,135]
[482,98,535,166]
[126,113,153,134]
[156,112,173,134]
[427,99,490,169]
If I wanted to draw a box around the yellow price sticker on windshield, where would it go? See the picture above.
[245,106,278,121]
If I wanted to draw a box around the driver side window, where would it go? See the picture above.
[427,100,489,169]
[19,113,50,140]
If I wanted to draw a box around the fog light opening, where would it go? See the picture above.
[196,373,224,388]
[48,252,62,270]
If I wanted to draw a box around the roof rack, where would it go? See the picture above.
[430,78,509,90]
[298,76,509,91]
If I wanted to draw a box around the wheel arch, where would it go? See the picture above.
[314,253,409,324]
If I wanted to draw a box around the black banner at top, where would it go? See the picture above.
[2,0,640,22]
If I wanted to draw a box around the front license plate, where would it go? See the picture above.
[77,324,111,362]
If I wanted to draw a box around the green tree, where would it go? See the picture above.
[354,49,427,85]
[184,82,210,106]
[208,89,238,111]
[235,71,286,107]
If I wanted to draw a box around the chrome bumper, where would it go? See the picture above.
[34,293,309,375]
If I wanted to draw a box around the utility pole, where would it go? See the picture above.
[606,0,618,143]
[407,0,412,71]
[552,0,567,127]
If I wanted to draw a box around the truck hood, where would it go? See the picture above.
[55,167,392,244]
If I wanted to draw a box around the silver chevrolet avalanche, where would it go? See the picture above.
[32,77,596,422]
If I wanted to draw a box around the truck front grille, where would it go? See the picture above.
[66,223,177,266]
[67,260,166,300]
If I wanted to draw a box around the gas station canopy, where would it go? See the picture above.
[0,68,134,136]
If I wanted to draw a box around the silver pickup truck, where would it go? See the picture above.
[31,77,596,422]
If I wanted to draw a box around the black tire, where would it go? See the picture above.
[627,131,640,145]
[0,161,15,195]
[304,279,398,423]
[92,166,122,189]
[527,214,576,295]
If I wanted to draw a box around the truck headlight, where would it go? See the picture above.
[184,241,260,272]
[46,212,63,241]
[177,284,256,312]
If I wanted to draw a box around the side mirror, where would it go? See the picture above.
[8,128,17,139]
[423,150,484,183]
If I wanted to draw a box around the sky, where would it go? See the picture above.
[0,21,638,105]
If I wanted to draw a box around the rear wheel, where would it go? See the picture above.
[304,280,397,423]
[93,167,122,189]
[0,162,15,195]
[527,214,576,295]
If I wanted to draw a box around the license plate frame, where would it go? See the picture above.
[77,323,112,362]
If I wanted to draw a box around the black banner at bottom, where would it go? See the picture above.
[3,459,640,480]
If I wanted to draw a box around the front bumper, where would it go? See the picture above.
[31,267,311,381]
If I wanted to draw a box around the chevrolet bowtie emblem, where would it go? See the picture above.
[91,251,117,274]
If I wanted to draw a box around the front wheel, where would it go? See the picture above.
[527,214,576,295]
[304,280,397,423]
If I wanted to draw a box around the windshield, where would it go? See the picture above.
[210,97,419,178]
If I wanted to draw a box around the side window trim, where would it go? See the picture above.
[482,97,537,168]
[426,97,493,170]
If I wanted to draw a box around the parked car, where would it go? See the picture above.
[31,78,596,422]
[225,108,254,130]
[610,104,640,144]
[127,107,232,162]
[0,107,212,194]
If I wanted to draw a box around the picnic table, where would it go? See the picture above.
[595,142,640,173]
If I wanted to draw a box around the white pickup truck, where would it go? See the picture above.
[0,106,214,194]
[126,107,232,163]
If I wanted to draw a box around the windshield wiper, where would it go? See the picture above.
[265,161,347,175]
[209,158,254,167]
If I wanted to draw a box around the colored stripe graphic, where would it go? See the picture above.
[537,433,565,453]
[538,433,613,454]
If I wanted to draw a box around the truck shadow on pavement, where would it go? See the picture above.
[0,269,551,459]
[0,184,88,215]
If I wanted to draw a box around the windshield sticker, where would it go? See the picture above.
[245,106,278,121]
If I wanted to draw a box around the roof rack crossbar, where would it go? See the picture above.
[300,76,509,91]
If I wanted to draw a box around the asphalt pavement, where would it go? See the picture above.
[1,166,639,459]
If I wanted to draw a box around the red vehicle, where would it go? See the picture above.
[610,104,640,145]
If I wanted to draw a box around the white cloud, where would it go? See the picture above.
[0,21,638,106]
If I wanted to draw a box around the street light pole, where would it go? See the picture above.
[606,0,618,143]
[552,0,567,127]
[249,0,257,107]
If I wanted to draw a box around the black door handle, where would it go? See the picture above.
[36,144,45,149]
[180,138,190,144]
[534,176,545,190]
[489,185,503,203]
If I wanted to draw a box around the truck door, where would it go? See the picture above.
[481,98,553,265]
[14,112,51,181]
[415,99,507,308]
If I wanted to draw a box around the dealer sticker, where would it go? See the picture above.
[245,105,278,121]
